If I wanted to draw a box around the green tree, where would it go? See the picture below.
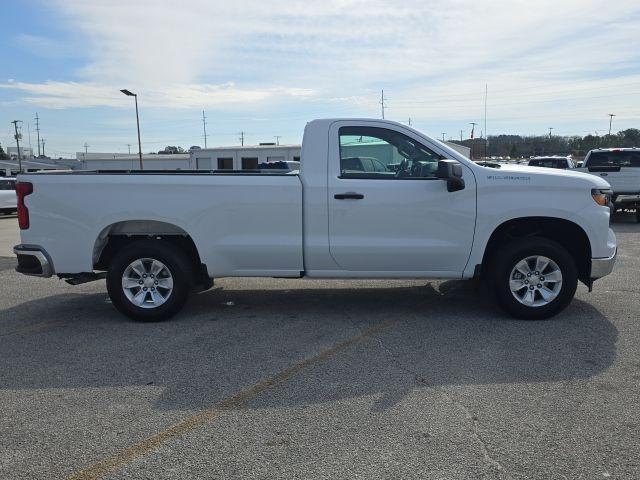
[0,143,8,160]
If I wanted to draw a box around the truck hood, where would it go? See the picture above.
[479,163,612,189]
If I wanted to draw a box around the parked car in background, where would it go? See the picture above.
[0,177,17,214]
[13,118,616,322]
[528,156,575,169]
[577,148,640,222]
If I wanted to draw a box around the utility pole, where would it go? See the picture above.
[408,118,412,126]
[239,131,245,146]
[460,130,463,142]
[274,135,282,146]
[11,120,23,173]
[34,112,41,157]
[84,142,89,154]
[127,143,131,155]
[470,122,478,160]
[608,113,616,136]
[441,133,446,142]
[379,89,387,119]
[41,138,45,158]
[202,110,208,148]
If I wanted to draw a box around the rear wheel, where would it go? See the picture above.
[491,237,578,320]
[106,240,192,321]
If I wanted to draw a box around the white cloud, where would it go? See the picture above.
[4,0,640,137]
[0,81,313,109]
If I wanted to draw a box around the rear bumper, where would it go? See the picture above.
[591,249,616,280]
[13,244,54,277]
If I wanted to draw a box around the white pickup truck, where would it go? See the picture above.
[576,147,640,222]
[14,119,617,321]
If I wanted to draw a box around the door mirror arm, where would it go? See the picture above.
[437,159,465,192]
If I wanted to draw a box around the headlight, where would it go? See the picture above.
[592,188,613,207]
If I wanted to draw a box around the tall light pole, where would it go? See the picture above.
[608,113,616,136]
[121,89,143,170]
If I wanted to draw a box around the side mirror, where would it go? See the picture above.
[436,159,465,192]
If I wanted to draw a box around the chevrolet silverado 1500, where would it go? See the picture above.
[14,119,617,321]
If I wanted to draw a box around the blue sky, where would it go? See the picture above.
[1,0,639,157]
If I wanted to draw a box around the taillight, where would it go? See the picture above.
[16,182,33,230]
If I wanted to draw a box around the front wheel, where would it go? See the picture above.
[491,237,578,320]
[106,240,192,322]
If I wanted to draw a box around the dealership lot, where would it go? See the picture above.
[0,215,639,479]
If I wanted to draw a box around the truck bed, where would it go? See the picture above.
[18,171,304,277]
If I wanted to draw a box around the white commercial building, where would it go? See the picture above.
[191,145,300,170]
[6,146,34,160]
[76,152,191,170]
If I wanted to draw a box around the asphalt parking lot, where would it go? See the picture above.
[1,214,639,480]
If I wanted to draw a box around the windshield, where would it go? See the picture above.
[588,151,640,167]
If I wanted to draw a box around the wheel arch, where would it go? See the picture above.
[481,216,592,284]
[92,220,210,287]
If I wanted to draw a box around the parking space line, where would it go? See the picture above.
[66,319,396,480]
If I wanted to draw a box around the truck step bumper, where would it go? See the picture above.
[13,245,54,277]
[591,249,617,280]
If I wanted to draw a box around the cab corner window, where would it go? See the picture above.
[339,126,443,179]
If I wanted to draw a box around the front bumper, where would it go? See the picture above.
[13,244,54,277]
[591,249,617,280]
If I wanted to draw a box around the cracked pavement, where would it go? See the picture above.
[0,213,639,479]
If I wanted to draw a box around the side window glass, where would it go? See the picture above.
[339,126,443,179]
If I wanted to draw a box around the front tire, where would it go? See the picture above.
[106,240,192,322]
[491,237,578,320]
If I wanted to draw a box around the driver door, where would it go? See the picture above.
[327,121,476,275]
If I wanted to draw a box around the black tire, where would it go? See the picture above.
[490,237,578,320]
[106,240,192,322]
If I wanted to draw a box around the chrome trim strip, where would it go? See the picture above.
[13,245,54,277]
[591,249,617,279]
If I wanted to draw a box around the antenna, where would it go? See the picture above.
[202,110,208,148]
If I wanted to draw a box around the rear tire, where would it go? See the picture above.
[106,240,192,322]
[490,237,578,320]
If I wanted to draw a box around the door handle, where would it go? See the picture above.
[334,193,365,200]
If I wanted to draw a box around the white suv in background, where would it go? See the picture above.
[0,177,17,215]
